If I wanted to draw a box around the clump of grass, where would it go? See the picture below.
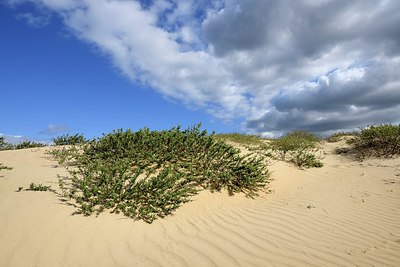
[15,141,46,149]
[348,124,400,158]
[326,131,358,143]
[215,133,265,147]
[53,133,87,146]
[26,182,52,191]
[0,137,13,151]
[51,124,270,223]
[1,137,46,150]
[16,183,54,192]
[0,163,13,171]
[270,131,323,168]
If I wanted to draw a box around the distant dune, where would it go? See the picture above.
[1,140,399,266]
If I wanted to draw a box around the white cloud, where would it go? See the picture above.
[15,12,51,27]
[6,0,400,134]
[40,123,69,136]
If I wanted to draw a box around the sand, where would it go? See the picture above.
[0,141,399,266]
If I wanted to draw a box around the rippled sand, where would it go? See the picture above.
[1,141,399,266]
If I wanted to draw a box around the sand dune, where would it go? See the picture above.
[1,141,399,266]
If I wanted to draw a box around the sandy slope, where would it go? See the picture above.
[0,142,399,266]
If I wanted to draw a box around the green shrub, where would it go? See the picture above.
[0,163,13,171]
[27,183,52,191]
[53,133,87,146]
[271,131,323,168]
[15,141,46,149]
[326,131,358,143]
[0,137,14,151]
[348,124,400,158]
[52,124,270,223]
[326,132,345,143]
[215,133,265,147]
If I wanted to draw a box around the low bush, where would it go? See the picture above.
[348,124,400,158]
[27,183,52,192]
[326,131,358,143]
[0,137,13,151]
[215,133,265,147]
[15,141,46,149]
[51,124,270,223]
[0,163,13,171]
[52,133,87,146]
[271,131,323,168]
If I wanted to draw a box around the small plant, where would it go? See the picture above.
[215,133,265,147]
[15,141,46,149]
[0,163,13,171]
[348,124,400,158]
[53,133,87,146]
[326,131,358,143]
[0,137,14,151]
[326,132,345,143]
[27,182,52,191]
[271,131,323,168]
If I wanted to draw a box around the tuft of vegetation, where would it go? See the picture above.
[326,132,346,143]
[348,124,400,158]
[326,131,358,143]
[26,182,52,192]
[52,133,87,146]
[270,131,323,168]
[1,137,46,150]
[0,163,13,171]
[51,124,270,223]
[215,133,265,147]
[0,137,13,151]
[15,141,46,150]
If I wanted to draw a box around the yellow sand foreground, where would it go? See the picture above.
[1,141,399,266]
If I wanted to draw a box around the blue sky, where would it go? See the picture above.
[0,1,237,142]
[1,0,400,142]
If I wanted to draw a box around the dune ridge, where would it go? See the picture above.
[1,141,399,266]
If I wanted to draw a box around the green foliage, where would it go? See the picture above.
[0,137,13,151]
[271,131,323,168]
[27,183,52,191]
[15,141,46,150]
[0,163,13,171]
[215,133,265,147]
[290,153,324,168]
[348,124,400,158]
[46,146,80,166]
[52,133,87,146]
[326,131,357,143]
[51,124,270,223]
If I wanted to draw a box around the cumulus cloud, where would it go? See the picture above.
[6,0,400,135]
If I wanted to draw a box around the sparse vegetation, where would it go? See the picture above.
[0,137,13,151]
[26,182,52,192]
[326,131,357,143]
[16,183,53,192]
[15,141,46,149]
[0,163,13,171]
[348,124,400,158]
[1,137,46,150]
[215,133,265,147]
[52,133,87,146]
[51,124,270,223]
[270,131,323,168]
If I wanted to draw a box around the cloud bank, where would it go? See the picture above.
[7,0,400,135]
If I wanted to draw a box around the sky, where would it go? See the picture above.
[1,0,399,143]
